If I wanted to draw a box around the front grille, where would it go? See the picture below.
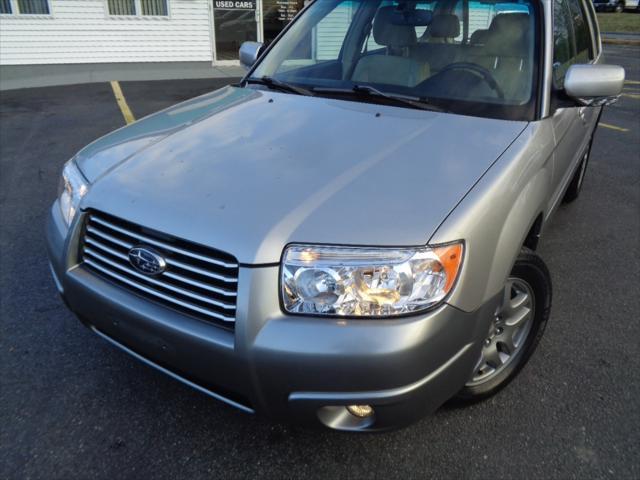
[79,211,239,328]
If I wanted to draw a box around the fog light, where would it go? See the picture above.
[346,405,374,418]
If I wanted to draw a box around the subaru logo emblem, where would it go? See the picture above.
[128,246,167,276]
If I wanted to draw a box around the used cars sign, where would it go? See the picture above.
[214,0,255,9]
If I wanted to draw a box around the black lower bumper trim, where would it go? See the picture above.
[91,326,255,414]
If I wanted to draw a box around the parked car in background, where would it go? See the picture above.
[592,0,639,12]
[48,0,624,431]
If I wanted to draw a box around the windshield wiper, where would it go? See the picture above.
[313,84,445,113]
[353,85,445,112]
[246,76,315,97]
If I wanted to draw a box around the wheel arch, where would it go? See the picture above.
[430,122,555,313]
[483,170,550,304]
[523,213,544,251]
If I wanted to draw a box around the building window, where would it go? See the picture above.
[108,0,135,15]
[141,0,167,15]
[1,0,50,14]
[0,0,11,14]
[107,0,168,16]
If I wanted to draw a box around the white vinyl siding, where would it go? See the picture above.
[468,3,495,36]
[314,2,352,60]
[0,0,212,65]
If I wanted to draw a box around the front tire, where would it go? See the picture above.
[456,248,552,402]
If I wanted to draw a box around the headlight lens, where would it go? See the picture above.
[281,243,463,317]
[58,161,89,226]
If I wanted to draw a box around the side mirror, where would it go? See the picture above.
[564,64,625,106]
[239,41,264,70]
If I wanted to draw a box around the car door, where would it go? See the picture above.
[549,0,597,210]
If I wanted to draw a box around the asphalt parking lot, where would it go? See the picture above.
[1,44,639,479]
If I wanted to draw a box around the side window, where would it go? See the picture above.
[566,0,593,61]
[583,0,601,56]
[467,2,532,43]
[553,0,574,88]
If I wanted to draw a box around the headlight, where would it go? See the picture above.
[58,160,89,226]
[281,242,463,317]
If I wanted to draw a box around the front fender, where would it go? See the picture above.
[486,168,550,291]
[430,121,555,312]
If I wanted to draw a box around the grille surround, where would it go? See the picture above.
[79,211,239,328]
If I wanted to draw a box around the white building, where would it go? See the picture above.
[0,0,495,88]
[0,0,306,66]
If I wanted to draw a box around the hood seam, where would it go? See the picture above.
[426,122,531,245]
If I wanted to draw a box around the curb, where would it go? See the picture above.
[602,37,640,45]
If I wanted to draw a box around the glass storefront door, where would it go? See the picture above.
[212,0,259,61]
[211,0,308,63]
[261,0,305,45]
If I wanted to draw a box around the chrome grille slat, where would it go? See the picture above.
[164,257,238,284]
[84,259,235,322]
[83,236,236,296]
[84,248,235,310]
[162,270,236,297]
[80,211,239,327]
[86,226,238,284]
[87,225,134,249]
[87,223,237,284]
[90,215,238,269]
[85,236,129,261]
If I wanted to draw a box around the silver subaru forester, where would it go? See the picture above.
[47,0,625,431]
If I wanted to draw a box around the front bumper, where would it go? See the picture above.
[47,205,498,431]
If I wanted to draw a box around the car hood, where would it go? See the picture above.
[79,86,527,264]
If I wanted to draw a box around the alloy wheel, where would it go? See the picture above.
[467,278,535,386]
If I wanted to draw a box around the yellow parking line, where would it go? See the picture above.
[625,80,640,85]
[621,93,640,100]
[110,80,135,125]
[600,123,629,132]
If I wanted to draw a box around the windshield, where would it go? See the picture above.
[248,0,539,120]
